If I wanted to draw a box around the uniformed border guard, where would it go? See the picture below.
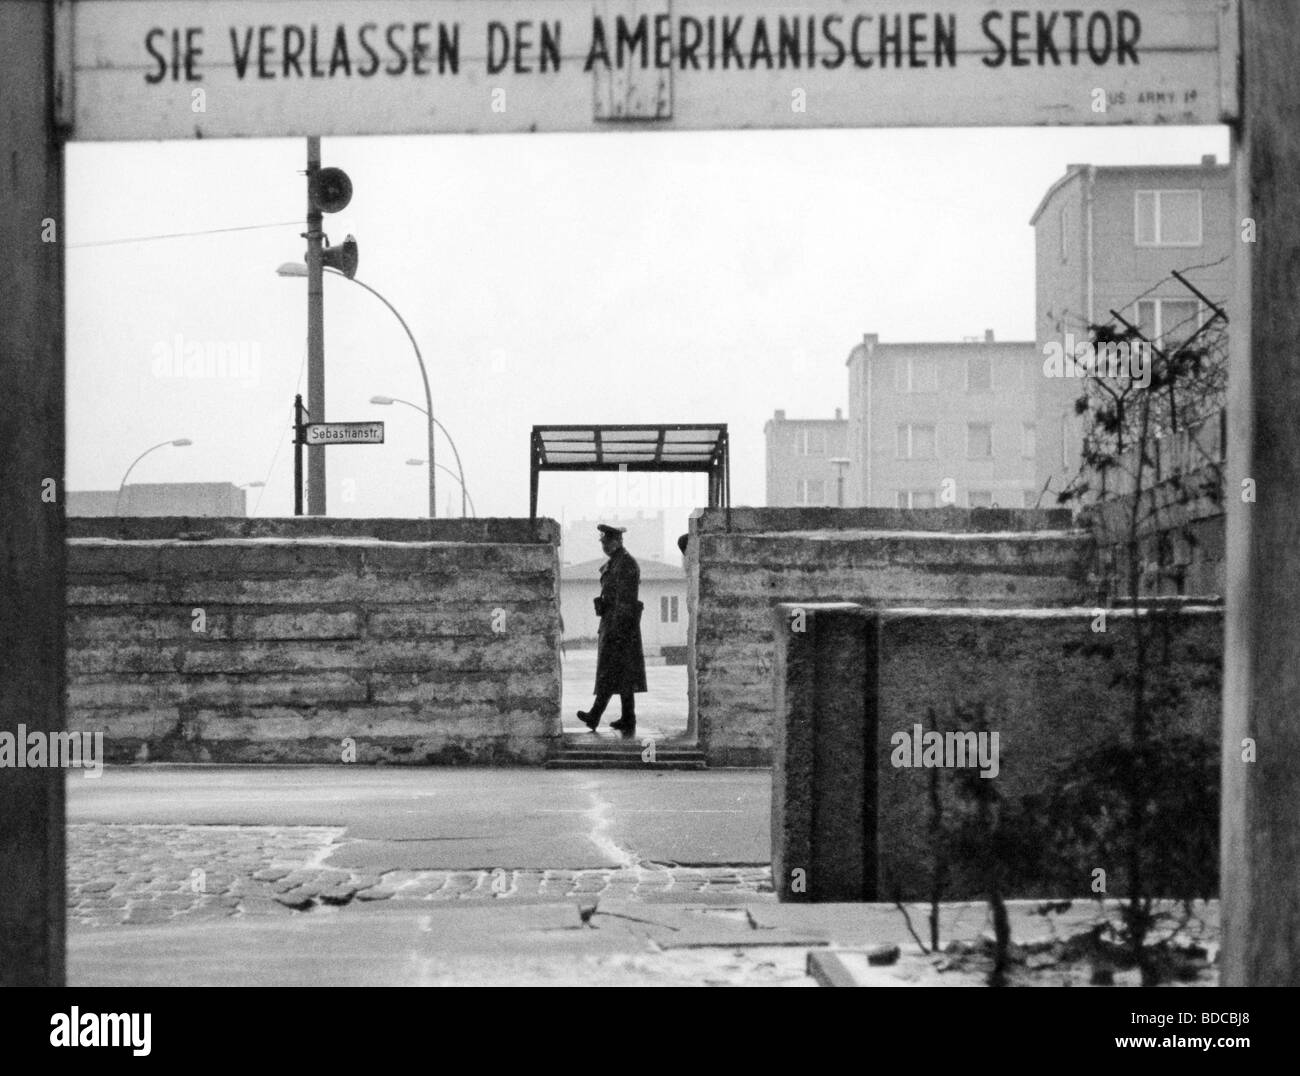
[577,524,647,737]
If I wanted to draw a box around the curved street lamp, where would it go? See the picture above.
[405,458,476,517]
[276,261,437,517]
[116,438,192,514]
[373,395,470,518]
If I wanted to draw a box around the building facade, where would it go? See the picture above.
[845,331,1041,509]
[763,408,850,507]
[1031,156,1234,497]
[561,511,666,565]
[559,556,687,652]
[68,482,248,516]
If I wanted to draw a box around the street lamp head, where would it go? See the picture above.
[171,438,193,447]
[405,458,424,466]
[370,395,395,405]
[276,262,308,278]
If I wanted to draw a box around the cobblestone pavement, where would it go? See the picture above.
[68,824,773,929]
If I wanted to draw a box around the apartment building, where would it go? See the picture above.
[1031,155,1235,496]
[845,331,1041,509]
[763,408,850,506]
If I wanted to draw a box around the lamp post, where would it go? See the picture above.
[115,438,192,514]
[304,137,327,516]
[374,395,469,518]
[405,458,476,517]
[276,262,436,517]
[829,457,851,507]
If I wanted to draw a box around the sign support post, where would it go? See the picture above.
[0,0,66,987]
[306,136,326,515]
[1221,0,1300,988]
[293,393,305,517]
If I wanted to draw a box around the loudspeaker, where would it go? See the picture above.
[311,166,353,213]
[321,235,359,279]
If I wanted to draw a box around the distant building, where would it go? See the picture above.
[846,331,1040,509]
[68,482,247,517]
[1031,155,1234,497]
[763,408,850,506]
[561,511,666,565]
[559,556,687,652]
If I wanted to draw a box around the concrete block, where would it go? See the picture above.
[369,670,556,705]
[365,603,557,639]
[692,506,1075,535]
[359,636,556,673]
[174,641,360,675]
[67,644,184,675]
[68,515,561,545]
[771,603,878,903]
[62,526,565,763]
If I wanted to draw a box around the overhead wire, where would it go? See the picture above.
[69,221,302,249]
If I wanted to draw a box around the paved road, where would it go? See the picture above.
[66,766,770,929]
[62,767,1220,986]
[69,766,767,866]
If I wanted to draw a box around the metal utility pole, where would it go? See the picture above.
[293,394,306,516]
[305,137,326,515]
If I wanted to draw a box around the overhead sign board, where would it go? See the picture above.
[303,421,385,445]
[60,0,1238,140]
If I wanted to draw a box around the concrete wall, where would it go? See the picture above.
[875,605,1222,900]
[688,507,1091,766]
[771,603,1223,902]
[66,518,561,764]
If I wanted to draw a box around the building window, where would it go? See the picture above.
[660,595,679,623]
[1022,423,1037,460]
[897,490,937,509]
[1135,190,1202,247]
[1059,204,1069,262]
[896,423,936,459]
[1135,298,1201,349]
[798,429,827,456]
[895,355,938,393]
[967,354,992,392]
[796,478,825,505]
[968,490,994,508]
[967,423,994,459]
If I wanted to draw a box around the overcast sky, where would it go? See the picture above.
[66,123,1229,548]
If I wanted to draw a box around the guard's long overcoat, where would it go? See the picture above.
[594,546,648,696]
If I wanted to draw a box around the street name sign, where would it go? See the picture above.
[302,421,385,445]
[58,0,1238,140]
